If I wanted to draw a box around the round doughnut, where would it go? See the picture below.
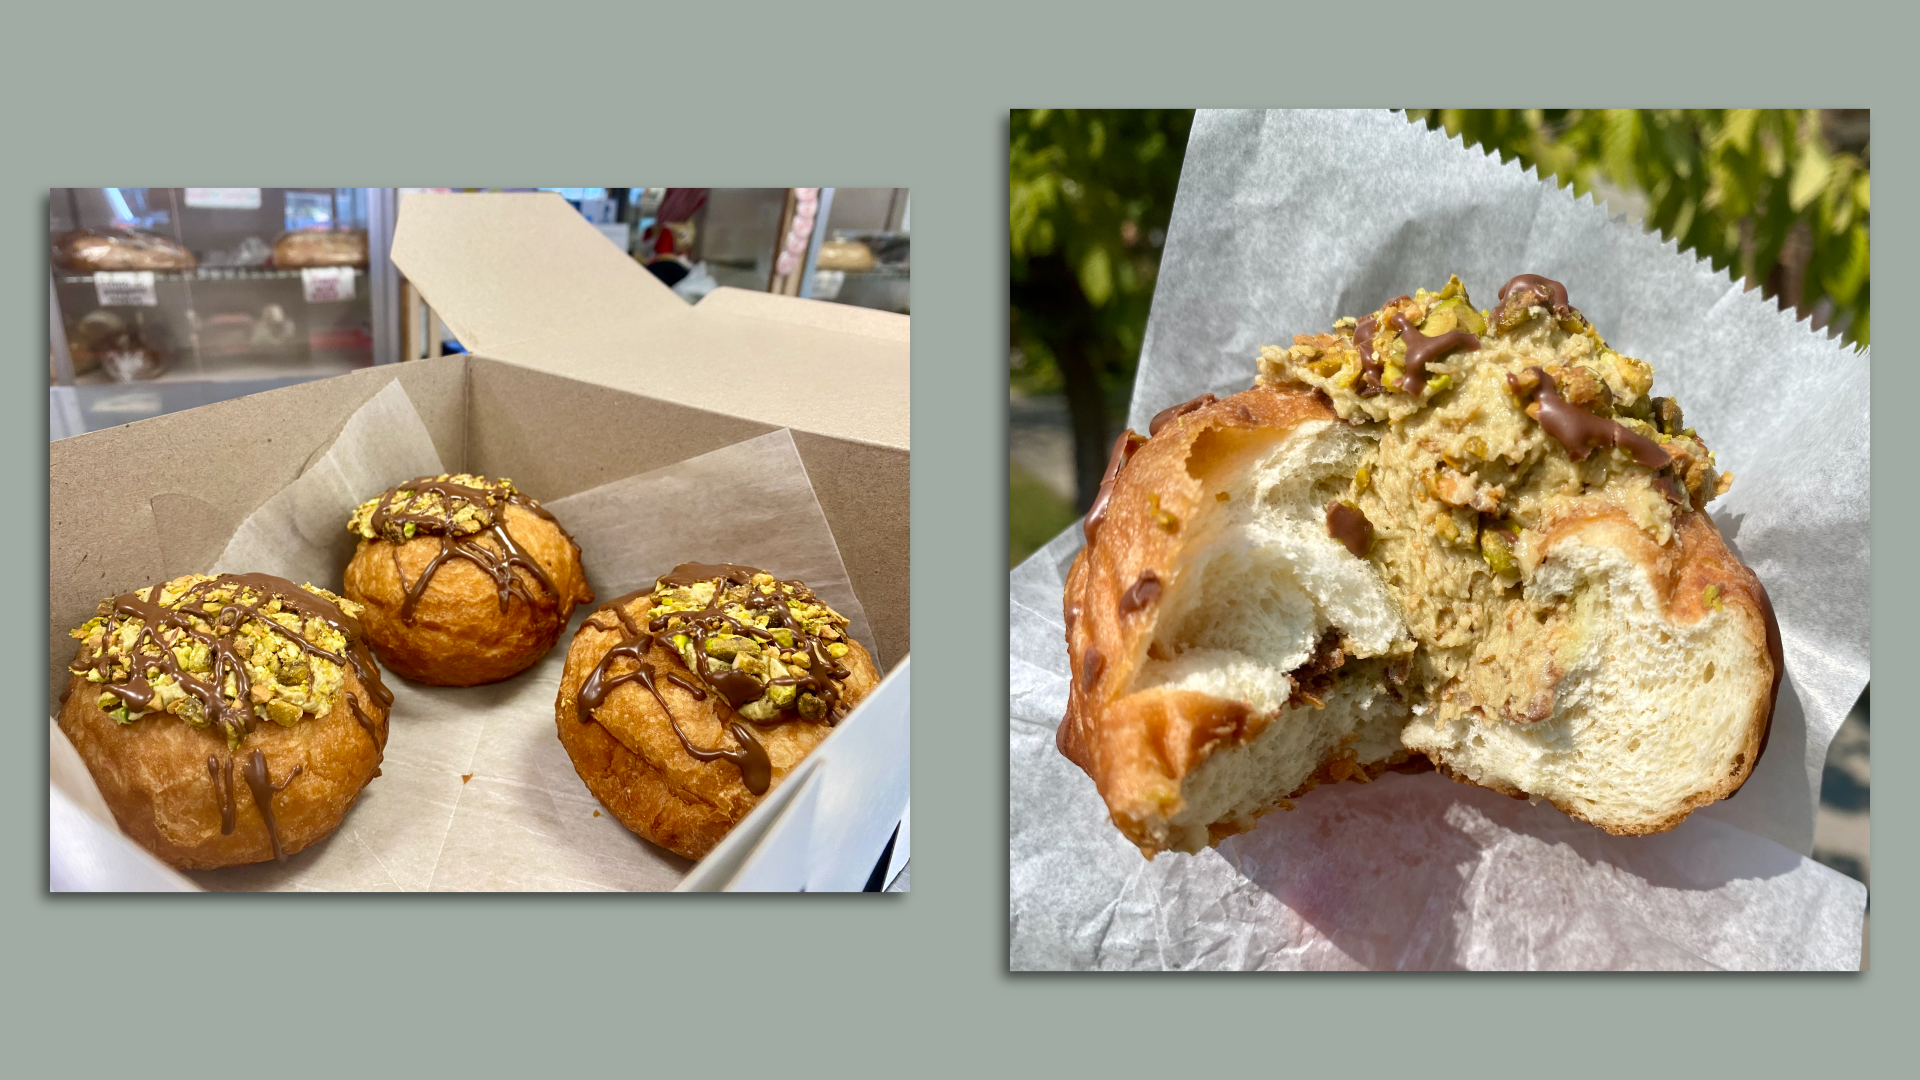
[56,573,392,870]
[342,474,592,686]
[554,563,881,860]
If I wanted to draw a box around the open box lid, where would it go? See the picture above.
[391,192,909,450]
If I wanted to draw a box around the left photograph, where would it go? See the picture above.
[49,187,911,892]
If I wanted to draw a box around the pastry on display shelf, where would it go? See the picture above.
[53,227,197,272]
[273,228,369,268]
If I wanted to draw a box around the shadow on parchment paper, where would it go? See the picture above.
[1697,509,1819,853]
[1217,769,1802,970]
[1216,772,1482,969]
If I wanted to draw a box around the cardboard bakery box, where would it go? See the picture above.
[48,192,909,891]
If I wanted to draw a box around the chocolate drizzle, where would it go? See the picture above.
[658,562,760,588]
[367,477,580,624]
[1148,393,1218,436]
[240,750,301,862]
[1354,314,1383,396]
[1080,647,1105,692]
[206,755,236,835]
[346,692,383,765]
[1119,571,1162,614]
[1325,501,1374,557]
[73,573,390,749]
[1499,274,1573,315]
[1510,367,1671,468]
[573,565,857,796]
[1390,312,1478,394]
[1084,430,1148,545]
[662,682,773,796]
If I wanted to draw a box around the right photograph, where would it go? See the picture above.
[1009,109,1870,970]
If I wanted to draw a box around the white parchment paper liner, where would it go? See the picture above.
[56,378,874,891]
[1009,109,1869,970]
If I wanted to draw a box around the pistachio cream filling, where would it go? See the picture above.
[68,573,365,749]
[1256,274,1734,722]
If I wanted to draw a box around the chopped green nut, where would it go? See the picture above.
[703,635,760,660]
[174,697,208,728]
[1481,529,1516,575]
[737,697,779,722]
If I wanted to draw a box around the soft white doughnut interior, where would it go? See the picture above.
[1128,420,1411,851]
[1400,534,1766,832]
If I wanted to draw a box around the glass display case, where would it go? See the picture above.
[47,187,905,440]
[49,187,399,439]
[662,187,909,312]
[803,188,909,314]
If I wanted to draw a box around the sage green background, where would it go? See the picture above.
[3,0,1908,1072]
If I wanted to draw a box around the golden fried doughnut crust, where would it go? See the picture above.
[1057,387,1347,853]
[57,667,389,871]
[553,593,882,861]
[344,502,593,686]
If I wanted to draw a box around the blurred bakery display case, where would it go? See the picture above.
[48,188,908,439]
[809,226,910,313]
[645,187,909,313]
[50,188,400,439]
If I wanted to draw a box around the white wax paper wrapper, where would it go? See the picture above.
[158,379,871,891]
[1010,109,1869,969]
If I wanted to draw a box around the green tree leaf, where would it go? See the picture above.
[1790,140,1831,212]
[1078,246,1114,307]
[1404,108,1867,346]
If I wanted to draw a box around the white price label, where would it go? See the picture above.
[184,188,262,209]
[301,266,356,303]
[93,271,157,307]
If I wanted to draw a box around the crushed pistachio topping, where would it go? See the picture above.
[348,473,520,542]
[1258,274,1727,531]
[68,574,361,749]
[645,571,854,722]
[1255,275,1735,727]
